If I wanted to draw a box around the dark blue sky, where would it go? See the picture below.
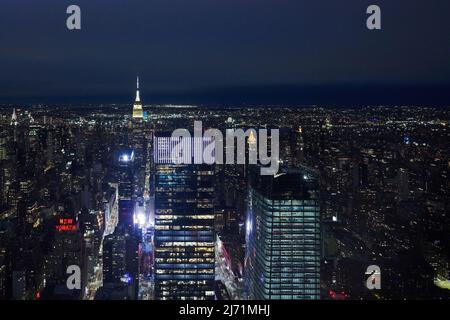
[0,0,449,105]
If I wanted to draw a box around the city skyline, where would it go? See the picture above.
[0,1,449,309]
[1,99,448,301]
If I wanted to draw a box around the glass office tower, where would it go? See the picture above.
[153,136,215,300]
[245,167,321,300]
[118,149,135,231]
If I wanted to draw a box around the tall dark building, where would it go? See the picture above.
[103,231,126,284]
[153,136,215,300]
[102,226,139,300]
[103,149,141,298]
[245,167,321,300]
[117,149,135,231]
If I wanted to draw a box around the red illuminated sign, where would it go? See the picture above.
[56,218,77,231]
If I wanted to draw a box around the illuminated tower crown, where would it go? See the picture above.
[248,130,257,145]
[132,76,143,119]
[11,108,17,126]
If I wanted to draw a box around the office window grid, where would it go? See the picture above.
[247,190,320,300]
[154,163,215,300]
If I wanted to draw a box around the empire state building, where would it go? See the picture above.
[132,76,144,119]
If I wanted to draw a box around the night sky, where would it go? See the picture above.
[0,0,449,105]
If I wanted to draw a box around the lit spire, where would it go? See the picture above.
[248,130,257,144]
[11,108,17,126]
[132,76,144,119]
[135,76,140,102]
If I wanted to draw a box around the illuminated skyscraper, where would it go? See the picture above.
[115,149,140,298]
[153,135,215,300]
[118,149,134,231]
[10,108,17,126]
[245,167,321,300]
[132,76,143,119]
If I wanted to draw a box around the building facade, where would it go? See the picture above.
[153,136,215,300]
[245,168,321,300]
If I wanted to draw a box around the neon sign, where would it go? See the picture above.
[56,218,77,231]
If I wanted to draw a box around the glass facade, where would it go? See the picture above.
[245,169,321,300]
[154,137,215,300]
